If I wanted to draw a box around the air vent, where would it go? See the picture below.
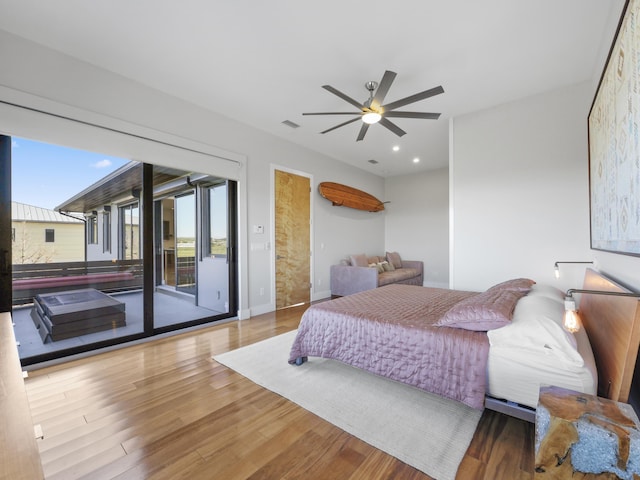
[282,120,300,129]
[368,159,379,164]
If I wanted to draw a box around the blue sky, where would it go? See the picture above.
[10,137,222,238]
[11,137,130,210]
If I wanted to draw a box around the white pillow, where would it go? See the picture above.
[487,294,583,368]
[526,283,565,303]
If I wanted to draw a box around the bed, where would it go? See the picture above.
[289,269,640,422]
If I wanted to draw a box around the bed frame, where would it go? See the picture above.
[485,268,640,422]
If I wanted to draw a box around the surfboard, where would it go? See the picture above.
[318,182,385,212]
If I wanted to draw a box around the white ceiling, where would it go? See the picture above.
[0,0,625,177]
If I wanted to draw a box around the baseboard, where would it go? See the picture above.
[248,291,330,318]
[249,303,275,317]
[312,290,331,301]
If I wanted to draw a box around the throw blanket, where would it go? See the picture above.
[289,284,490,409]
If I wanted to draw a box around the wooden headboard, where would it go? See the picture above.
[580,268,640,402]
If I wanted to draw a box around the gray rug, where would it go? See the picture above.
[214,330,482,480]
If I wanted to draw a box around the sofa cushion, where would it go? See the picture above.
[380,260,395,272]
[378,267,420,286]
[369,262,384,273]
[386,251,403,269]
[350,254,369,267]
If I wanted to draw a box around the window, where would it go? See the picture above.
[103,209,111,253]
[120,203,140,260]
[45,229,55,243]
[87,216,98,244]
[205,183,228,257]
[11,227,15,242]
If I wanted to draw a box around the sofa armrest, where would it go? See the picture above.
[330,264,378,296]
[401,260,423,275]
[400,260,424,284]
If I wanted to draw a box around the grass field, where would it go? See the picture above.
[176,238,227,257]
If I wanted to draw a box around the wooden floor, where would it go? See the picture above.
[25,304,536,480]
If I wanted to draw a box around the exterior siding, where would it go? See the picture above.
[12,221,84,263]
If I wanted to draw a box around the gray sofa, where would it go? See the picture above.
[330,253,424,296]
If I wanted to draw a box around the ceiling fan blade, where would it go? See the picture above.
[322,85,365,110]
[379,117,407,137]
[320,116,362,134]
[382,85,444,112]
[370,70,397,110]
[302,112,362,116]
[356,123,370,142]
[384,111,441,120]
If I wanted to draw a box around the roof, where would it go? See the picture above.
[56,162,219,213]
[12,201,84,223]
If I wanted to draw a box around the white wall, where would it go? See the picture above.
[0,30,385,317]
[385,167,449,288]
[450,82,593,292]
[451,79,640,295]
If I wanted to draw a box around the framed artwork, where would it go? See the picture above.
[589,0,640,256]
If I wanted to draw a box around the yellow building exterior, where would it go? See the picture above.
[11,202,84,264]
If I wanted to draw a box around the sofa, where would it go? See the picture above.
[330,251,424,296]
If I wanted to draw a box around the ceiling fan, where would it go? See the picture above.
[303,70,443,141]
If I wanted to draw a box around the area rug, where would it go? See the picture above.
[213,330,482,480]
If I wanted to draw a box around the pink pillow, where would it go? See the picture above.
[386,251,402,269]
[486,278,535,293]
[435,289,524,331]
[350,254,369,267]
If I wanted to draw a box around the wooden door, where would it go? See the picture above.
[275,170,310,309]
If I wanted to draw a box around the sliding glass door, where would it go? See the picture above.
[152,178,237,329]
[175,192,196,295]
[197,182,230,314]
[3,135,239,364]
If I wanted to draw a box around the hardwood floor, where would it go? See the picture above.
[25,304,536,479]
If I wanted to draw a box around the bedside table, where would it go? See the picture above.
[534,386,639,479]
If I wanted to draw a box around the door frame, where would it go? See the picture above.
[0,136,11,313]
[270,164,313,309]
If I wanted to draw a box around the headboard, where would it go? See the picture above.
[580,268,640,402]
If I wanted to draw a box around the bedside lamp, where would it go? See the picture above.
[562,288,640,333]
[563,294,580,333]
[554,261,594,279]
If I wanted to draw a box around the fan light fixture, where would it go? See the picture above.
[362,112,382,124]
[302,70,443,141]
[562,288,640,333]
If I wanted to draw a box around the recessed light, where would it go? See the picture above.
[392,145,400,152]
[413,157,420,164]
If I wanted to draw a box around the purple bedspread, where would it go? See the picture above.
[288,284,490,409]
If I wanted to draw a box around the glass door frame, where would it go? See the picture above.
[174,190,197,296]
[2,140,239,365]
[0,136,11,313]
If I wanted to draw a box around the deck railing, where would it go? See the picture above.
[12,259,143,306]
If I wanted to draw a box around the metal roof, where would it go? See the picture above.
[12,201,84,223]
